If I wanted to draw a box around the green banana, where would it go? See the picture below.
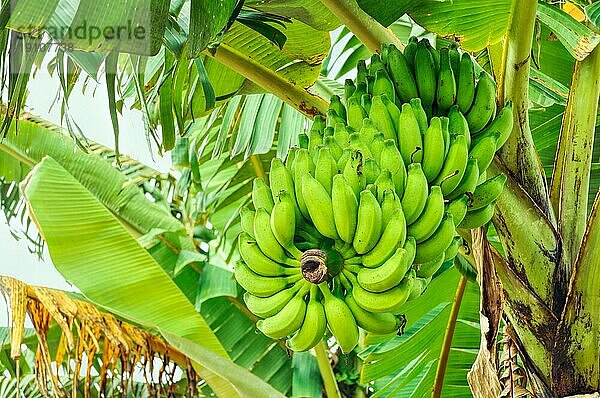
[369,95,397,143]
[398,103,423,164]
[235,261,301,297]
[374,169,395,202]
[331,174,359,244]
[369,54,386,75]
[465,71,497,133]
[356,59,368,86]
[373,70,395,102]
[415,252,444,279]
[414,213,455,264]
[403,36,419,71]
[255,208,293,264]
[456,52,476,113]
[270,157,300,219]
[469,132,499,175]
[422,117,446,182]
[253,178,274,213]
[327,109,345,128]
[470,173,507,211]
[239,233,298,276]
[342,151,365,198]
[433,134,469,195]
[349,133,374,159]
[320,283,359,353]
[401,163,428,224]
[446,194,469,226]
[344,288,400,334]
[315,147,337,195]
[271,191,303,260]
[344,79,356,102]
[441,117,451,157]
[368,133,385,164]
[301,173,339,240]
[407,186,445,243]
[410,98,429,134]
[422,40,440,71]
[381,94,401,126]
[244,281,305,318]
[473,101,513,149]
[337,148,352,172]
[353,189,383,254]
[446,158,479,201]
[460,202,495,229]
[444,236,462,262]
[286,285,327,351]
[380,189,403,227]
[387,44,419,103]
[330,95,347,121]
[362,207,407,267]
[257,284,310,339]
[357,238,415,292]
[333,122,350,149]
[240,206,255,238]
[363,158,381,185]
[347,97,367,131]
[366,75,375,95]
[448,105,471,147]
[292,149,315,220]
[408,274,428,300]
[352,82,367,100]
[414,43,437,116]
[298,133,309,149]
[308,128,323,156]
[448,44,461,83]
[324,135,343,161]
[361,94,372,113]
[436,48,457,114]
[380,139,407,196]
[345,270,413,314]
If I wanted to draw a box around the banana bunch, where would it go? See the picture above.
[234,37,513,355]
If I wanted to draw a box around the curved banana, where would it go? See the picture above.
[459,202,495,229]
[332,174,359,244]
[407,186,445,243]
[368,133,385,165]
[344,79,356,103]
[436,48,457,114]
[286,285,327,351]
[414,213,455,264]
[403,36,419,71]
[254,208,292,265]
[456,52,476,113]
[465,71,497,133]
[361,94,372,113]
[422,117,445,182]
[446,158,479,201]
[445,195,469,226]
[342,151,365,198]
[470,173,507,211]
[362,208,407,267]
[244,280,306,318]
[380,189,403,227]
[271,191,303,260]
[327,109,345,128]
[387,44,419,103]
[408,274,428,300]
[239,233,298,276]
[473,101,514,150]
[257,284,310,339]
[448,105,471,147]
[350,133,374,159]
[292,149,315,220]
[330,95,347,121]
[469,132,499,175]
[381,94,401,127]
[346,270,414,314]
[363,158,381,185]
[315,146,337,195]
[347,97,367,131]
[324,136,343,162]
[301,173,339,240]
[235,261,301,297]
[353,189,383,254]
[415,252,444,279]
[357,238,415,292]
[380,139,407,197]
[414,43,437,116]
[444,236,462,262]
[253,178,274,213]
[333,122,350,149]
[319,283,359,353]
[433,134,469,195]
[398,103,423,164]
[410,98,429,134]
[369,95,397,143]
[374,170,395,202]
[372,70,396,103]
[240,206,255,238]
[401,163,428,224]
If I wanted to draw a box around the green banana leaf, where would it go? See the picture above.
[20,156,270,397]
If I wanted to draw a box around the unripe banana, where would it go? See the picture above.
[332,174,359,244]
[410,98,429,134]
[253,178,274,213]
[369,95,397,143]
[255,208,293,264]
[473,101,513,150]
[407,186,445,242]
[422,117,446,182]
[330,95,347,121]
[380,189,403,227]
[415,252,444,279]
[398,103,423,164]
[433,134,469,195]
[374,169,395,202]
[257,284,310,339]
[446,194,469,226]
[298,133,309,149]
[366,75,375,95]
[456,52,476,113]
[308,129,323,156]
[239,233,298,276]
[380,94,401,127]
[324,136,343,162]
[414,43,437,116]
[448,105,471,147]
[352,82,367,101]
[422,40,440,71]
[448,44,461,82]
[363,159,381,185]
[337,148,352,172]
[361,94,372,113]
[401,163,428,224]
[345,270,413,314]
[327,109,345,128]
[368,133,385,164]
[372,70,396,102]
[459,202,495,229]
[235,261,301,297]
[380,140,407,196]
[369,53,386,75]
[403,36,419,71]
[444,235,462,262]
[301,173,339,239]
[344,79,356,102]
[350,133,374,159]
[470,173,507,211]
[441,117,451,157]
[353,189,383,254]
[333,122,350,149]
[240,206,256,238]
[357,238,415,292]
[359,118,379,145]
[270,157,300,219]
[342,151,364,198]
[271,191,303,260]
[447,158,479,201]
[315,147,337,195]
[469,132,499,175]
[414,213,455,264]
[244,280,305,318]
[465,71,497,133]
[436,48,457,114]
[292,149,315,220]
[320,283,359,353]
[344,288,400,335]
[387,44,419,103]
[408,274,428,300]
[356,59,368,86]
[286,285,327,352]
[347,97,368,131]
[362,207,407,267]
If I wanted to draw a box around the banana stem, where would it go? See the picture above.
[317,0,402,52]
[432,275,468,398]
[206,44,328,119]
[314,341,342,398]
[250,154,267,182]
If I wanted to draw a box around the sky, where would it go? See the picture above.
[0,54,170,326]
